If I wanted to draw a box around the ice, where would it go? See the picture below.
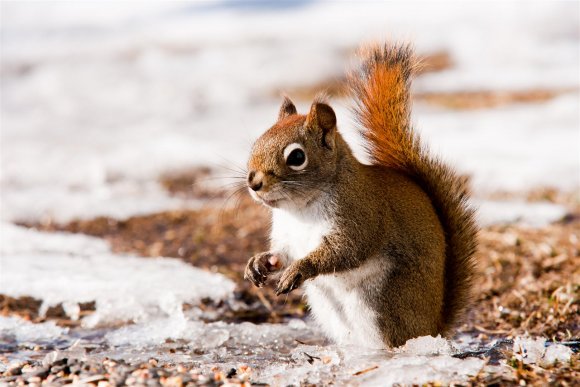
[0,225,235,327]
[255,334,482,385]
[398,334,454,356]
[361,356,484,386]
[104,322,483,386]
[512,337,573,366]
[0,316,68,344]
[1,310,549,386]
[513,337,546,364]
[106,315,231,349]
[0,2,578,384]
[542,344,573,366]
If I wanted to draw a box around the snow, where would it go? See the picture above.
[0,224,235,327]
[0,2,578,385]
[413,94,580,194]
[398,334,454,356]
[477,199,568,227]
[0,222,110,255]
[1,1,578,223]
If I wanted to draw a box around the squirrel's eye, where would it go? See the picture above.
[287,149,305,166]
[283,143,308,171]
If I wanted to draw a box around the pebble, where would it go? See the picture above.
[28,367,49,379]
[164,375,184,387]
[0,356,254,387]
[5,366,22,376]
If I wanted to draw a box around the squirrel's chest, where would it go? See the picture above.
[270,209,332,260]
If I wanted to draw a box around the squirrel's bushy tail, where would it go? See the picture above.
[349,43,478,332]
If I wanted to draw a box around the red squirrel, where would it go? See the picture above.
[243,43,478,348]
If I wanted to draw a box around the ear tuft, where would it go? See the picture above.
[278,96,297,120]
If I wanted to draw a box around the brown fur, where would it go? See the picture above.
[349,42,479,333]
[244,42,478,347]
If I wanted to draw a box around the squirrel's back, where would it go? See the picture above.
[349,43,478,333]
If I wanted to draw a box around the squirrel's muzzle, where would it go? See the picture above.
[247,170,264,192]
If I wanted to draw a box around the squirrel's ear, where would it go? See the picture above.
[306,102,336,149]
[278,96,297,120]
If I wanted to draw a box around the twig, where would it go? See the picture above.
[303,352,321,364]
[353,365,379,376]
[473,325,510,334]
[255,291,273,312]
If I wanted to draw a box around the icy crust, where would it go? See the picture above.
[0,316,68,344]
[0,224,235,327]
[4,314,484,386]
[513,337,573,366]
[1,313,571,385]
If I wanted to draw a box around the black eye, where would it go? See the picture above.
[286,148,306,167]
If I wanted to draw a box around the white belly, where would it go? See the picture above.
[305,258,385,348]
[270,208,384,348]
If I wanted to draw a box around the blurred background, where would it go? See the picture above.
[2,1,578,223]
[1,1,579,385]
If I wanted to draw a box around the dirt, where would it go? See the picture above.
[20,173,306,324]
[21,171,579,338]
[9,169,580,385]
[415,88,576,110]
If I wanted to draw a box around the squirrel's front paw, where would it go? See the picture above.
[244,252,283,288]
[275,261,313,295]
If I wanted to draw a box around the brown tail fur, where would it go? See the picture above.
[349,42,478,333]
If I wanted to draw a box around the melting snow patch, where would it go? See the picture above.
[398,334,454,355]
[0,316,68,344]
[105,315,231,349]
[542,344,573,366]
[362,356,484,386]
[1,222,110,255]
[0,225,235,327]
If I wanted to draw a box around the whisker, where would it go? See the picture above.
[218,185,248,223]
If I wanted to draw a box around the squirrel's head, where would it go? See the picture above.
[247,96,340,210]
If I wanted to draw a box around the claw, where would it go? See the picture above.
[275,273,302,295]
[244,252,278,288]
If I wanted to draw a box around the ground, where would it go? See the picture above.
[1,3,579,384]
[2,171,579,385]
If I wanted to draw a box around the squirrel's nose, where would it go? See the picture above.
[248,171,263,192]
